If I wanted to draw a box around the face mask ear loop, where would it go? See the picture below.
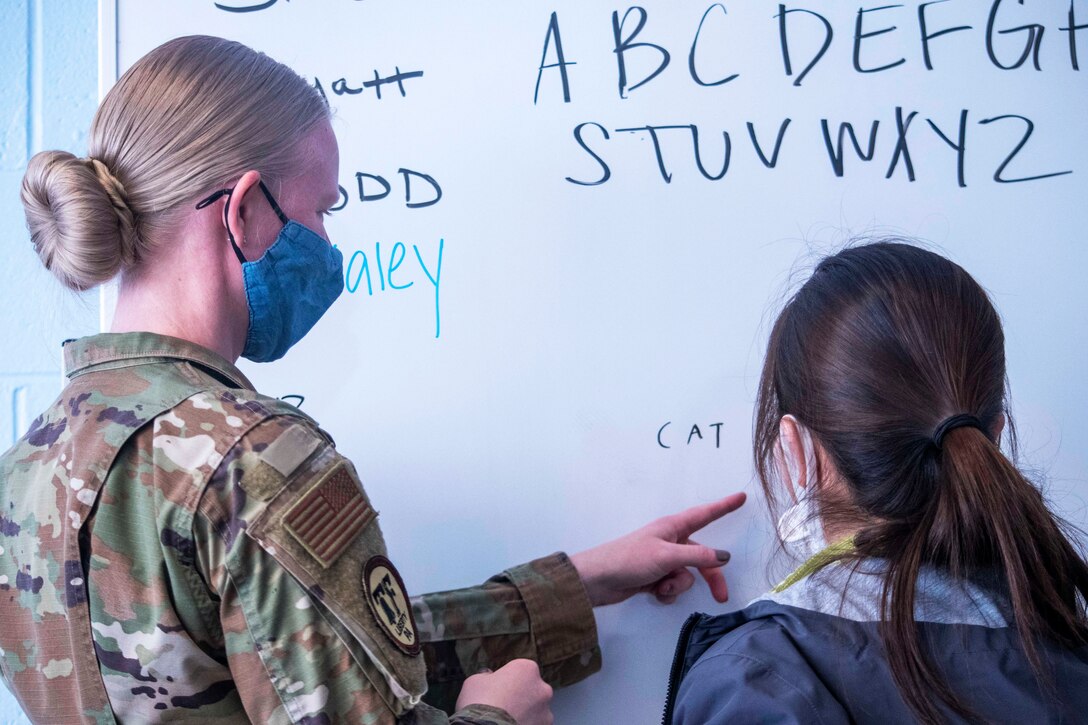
[796,424,819,492]
[775,416,829,559]
[195,188,248,264]
[258,180,290,225]
[779,415,815,500]
[220,189,249,265]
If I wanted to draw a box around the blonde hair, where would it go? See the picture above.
[20,35,330,291]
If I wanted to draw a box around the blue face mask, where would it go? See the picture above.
[197,180,344,362]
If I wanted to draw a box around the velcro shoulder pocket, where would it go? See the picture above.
[243,447,427,712]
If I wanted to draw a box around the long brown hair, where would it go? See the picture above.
[754,241,1088,723]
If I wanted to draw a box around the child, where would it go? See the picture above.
[664,242,1088,724]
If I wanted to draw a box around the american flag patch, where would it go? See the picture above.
[283,463,376,568]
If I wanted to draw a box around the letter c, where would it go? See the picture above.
[657,421,672,449]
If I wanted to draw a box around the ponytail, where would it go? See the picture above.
[873,426,1088,723]
[754,241,1088,725]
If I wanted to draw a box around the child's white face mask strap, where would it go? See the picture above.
[777,414,819,501]
[775,414,826,556]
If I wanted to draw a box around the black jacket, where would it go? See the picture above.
[664,563,1088,724]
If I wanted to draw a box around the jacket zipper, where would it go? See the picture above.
[661,612,702,725]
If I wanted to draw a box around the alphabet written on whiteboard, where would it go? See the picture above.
[536,2,1084,187]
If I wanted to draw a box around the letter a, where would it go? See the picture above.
[534,12,577,104]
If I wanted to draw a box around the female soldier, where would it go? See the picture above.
[663,242,1088,724]
[0,35,744,724]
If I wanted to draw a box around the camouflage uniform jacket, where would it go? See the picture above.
[0,332,601,723]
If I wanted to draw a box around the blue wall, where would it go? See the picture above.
[0,1,99,721]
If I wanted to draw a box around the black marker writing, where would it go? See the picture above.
[821,119,880,177]
[535,11,576,104]
[565,123,612,186]
[214,0,363,12]
[658,421,726,449]
[613,6,671,98]
[331,169,443,210]
[565,110,1070,187]
[1060,1,1088,70]
[986,0,1045,70]
[918,0,972,70]
[313,68,423,103]
[778,5,834,87]
[926,109,968,187]
[690,4,739,87]
[978,114,1073,183]
[747,120,792,168]
[885,106,919,181]
[854,4,907,74]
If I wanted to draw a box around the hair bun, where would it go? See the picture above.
[86,157,140,264]
[20,150,140,291]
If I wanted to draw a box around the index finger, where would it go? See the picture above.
[668,492,747,537]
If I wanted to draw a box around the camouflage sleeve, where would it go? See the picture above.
[193,415,518,724]
[448,704,518,724]
[413,553,602,714]
[404,703,515,725]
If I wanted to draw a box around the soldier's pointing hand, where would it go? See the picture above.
[570,493,747,607]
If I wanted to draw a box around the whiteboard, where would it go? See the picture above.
[113,2,1088,722]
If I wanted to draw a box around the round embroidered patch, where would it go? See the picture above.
[362,555,421,655]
